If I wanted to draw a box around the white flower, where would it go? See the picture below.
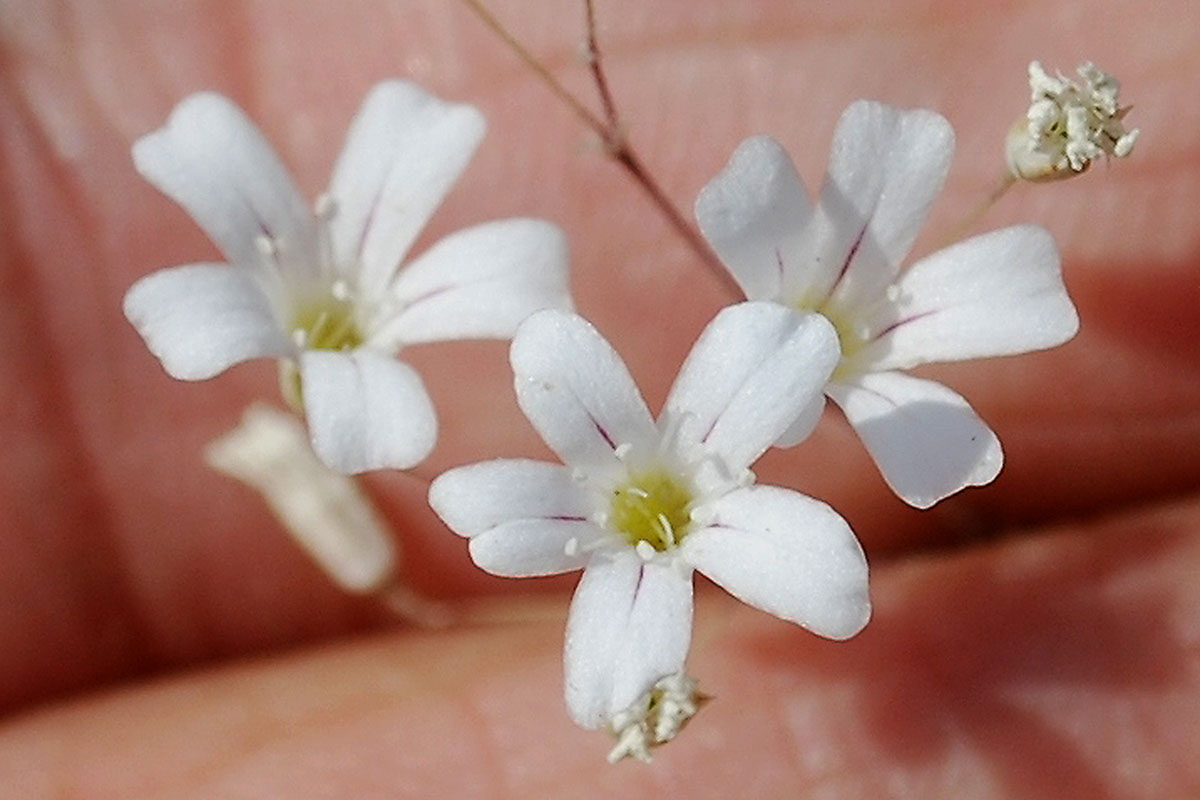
[124,81,573,473]
[695,101,1080,508]
[429,305,870,731]
[1007,61,1140,181]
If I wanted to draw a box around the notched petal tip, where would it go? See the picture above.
[302,350,438,475]
[695,134,811,301]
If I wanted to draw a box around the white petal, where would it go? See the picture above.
[427,460,599,576]
[664,302,839,473]
[510,310,658,476]
[123,263,289,380]
[564,552,694,728]
[694,135,811,300]
[469,519,602,578]
[793,101,953,311]
[683,485,870,640]
[428,459,593,536]
[300,349,436,473]
[862,225,1079,371]
[327,80,485,295]
[369,218,573,349]
[132,93,314,272]
[829,371,1002,509]
[774,393,827,449]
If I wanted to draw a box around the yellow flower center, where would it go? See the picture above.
[609,471,693,552]
[292,297,363,351]
[790,296,864,381]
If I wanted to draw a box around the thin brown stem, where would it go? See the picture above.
[455,0,741,300]
[583,0,619,130]
[938,172,1018,248]
[612,147,734,291]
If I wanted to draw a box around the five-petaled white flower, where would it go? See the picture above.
[429,305,870,730]
[124,81,572,473]
[695,100,1080,508]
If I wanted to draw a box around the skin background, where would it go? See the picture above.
[1,0,1199,796]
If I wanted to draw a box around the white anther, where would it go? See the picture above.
[331,280,352,301]
[635,541,657,561]
[314,192,338,220]
[614,442,633,460]
[291,329,308,349]
[1113,129,1139,158]
[564,537,579,557]
[885,284,901,303]
[255,235,279,257]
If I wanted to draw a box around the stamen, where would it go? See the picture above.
[314,193,339,279]
[564,537,580,557]
[635,541,657,561]
[657,513,675,547]
[614,442,633,460]
[609,470,692,552]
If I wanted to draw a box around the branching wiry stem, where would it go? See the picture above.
[457,0,607,134]
[456,0,740,299]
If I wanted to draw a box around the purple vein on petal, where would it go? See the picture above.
[353,182,387,266]
[399,283,455,311]
[592,416,617,450]
[826,220,869,300]
[869,309,938,342]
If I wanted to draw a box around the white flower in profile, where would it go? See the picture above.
[695,101,1080,508]
[124,81,572,473]
[429,305,870,731]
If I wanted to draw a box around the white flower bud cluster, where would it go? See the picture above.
[1006,60,1139,181]
[606,672,705,763]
